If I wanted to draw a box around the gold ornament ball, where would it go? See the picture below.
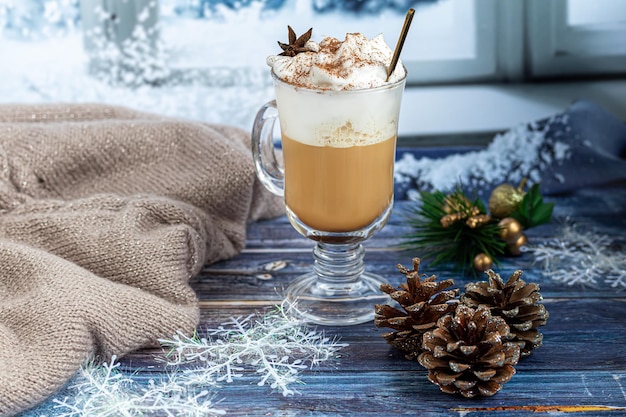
[473,253,493,272]
[507,232,528,256]
[489,183,525,219]
[498,217,523,243]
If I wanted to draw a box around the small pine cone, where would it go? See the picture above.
[418,305,521,398]
[461,269,549,357]
[375,258,459,359]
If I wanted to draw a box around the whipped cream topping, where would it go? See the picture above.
[267,32,405,90]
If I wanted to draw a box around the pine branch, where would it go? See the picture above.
[401,189,506,274]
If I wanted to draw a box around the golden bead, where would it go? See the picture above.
[473,253,493,272]
[498,217,523,243]
[466,214,491,229]
[441,213,462,228]
[507,233,528,256]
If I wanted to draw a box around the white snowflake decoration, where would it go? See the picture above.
[41,303,346,416]
[52,356,226,417]
[529,224,626,288]
[160,302,347,396]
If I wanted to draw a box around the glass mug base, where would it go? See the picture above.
[284,270,391,326]
[283,241,391,326]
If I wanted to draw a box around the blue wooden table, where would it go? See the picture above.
[31,148,625,417]
[121,146,626,416]
[176,188,626,416]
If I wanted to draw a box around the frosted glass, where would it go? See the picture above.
[567,0,626,26]
[160,0,476,69]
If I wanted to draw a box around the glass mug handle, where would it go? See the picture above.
[251,100,284,198]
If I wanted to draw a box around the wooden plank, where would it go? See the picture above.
[106,368,626,417]
[194,253,623,300]
[174,298,626,371]
[120,298,626,373]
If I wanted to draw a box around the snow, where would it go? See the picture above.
[394,115,571,198]
[1,0,458,129]
[0,25,275,129]
[1,0,570,198]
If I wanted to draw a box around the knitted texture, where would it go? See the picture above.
[0,103,283,417]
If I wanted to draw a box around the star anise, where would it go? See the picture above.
[278,26,313,57]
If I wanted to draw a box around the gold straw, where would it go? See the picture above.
[387,8,415,82]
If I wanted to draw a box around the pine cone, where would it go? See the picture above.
[461,269,549,357]
[375,258,459,359]
[418,305,520,397]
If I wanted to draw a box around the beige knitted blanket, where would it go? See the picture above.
[0,104,283,417]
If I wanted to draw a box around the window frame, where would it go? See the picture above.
[527,0,626,78]
[404,0,499,85]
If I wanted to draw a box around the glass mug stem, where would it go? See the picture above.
[313,242,365,285]
[252,76,405,325]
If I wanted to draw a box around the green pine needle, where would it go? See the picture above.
[401,188,506,274]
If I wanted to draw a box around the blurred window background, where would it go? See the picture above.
[1,0,625,135]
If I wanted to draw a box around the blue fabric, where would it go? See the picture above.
[394,100,626,198]
[540,100,626,194]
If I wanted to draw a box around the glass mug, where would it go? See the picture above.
[252,71,406,325]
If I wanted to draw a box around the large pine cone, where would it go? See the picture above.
[461,269,549,356]
[418,305,521,397]
[375,258,459,359]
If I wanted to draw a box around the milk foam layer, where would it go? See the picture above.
[267,32,406,91]
[274,76,405,148]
